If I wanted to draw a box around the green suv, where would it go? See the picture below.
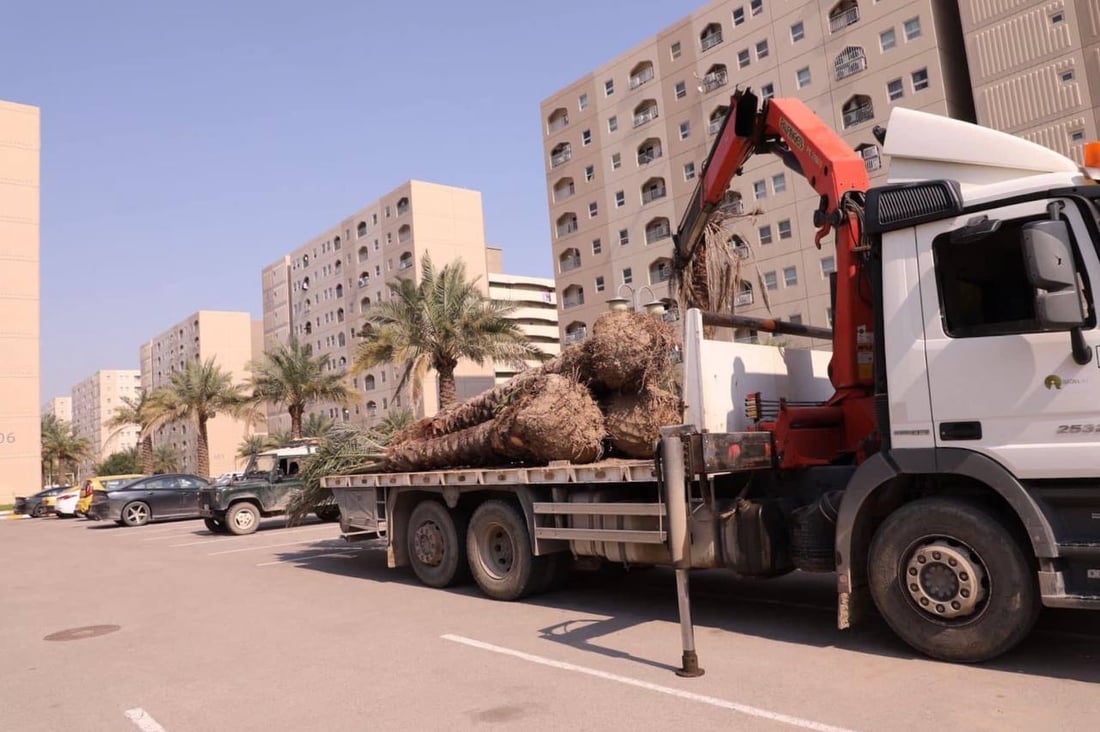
[197,443,339,535]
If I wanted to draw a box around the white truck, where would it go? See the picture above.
[323,91,1100,674]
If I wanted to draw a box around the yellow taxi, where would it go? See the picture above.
[76,474,145,517]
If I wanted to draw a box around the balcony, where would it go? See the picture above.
[646,223,671,244]
[719,197,744,215]
[708,117,725,135]
[641,185,667,204]
[834,50,867,81]
[559,256,581,272]
[629,67,655,90]
[830,5,860,33]
[702,69,728,93]
[556,220,578,237]
[633,107,659,128]
[701,30,723,51]
[550,149,572,168]
[735,291,754,306]
[564,327,587,344]
[842,102,874,128]
[563,293,585,309]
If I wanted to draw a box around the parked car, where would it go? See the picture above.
[54,486,83,518]
[75,474,145,516]
[199,443,338,535]
[13,486,71,517]
[87,474,210,527]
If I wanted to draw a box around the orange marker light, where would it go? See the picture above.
[1084,141,1100,169]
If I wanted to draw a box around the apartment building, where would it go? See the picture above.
[140,311,263,477]
[541,0,972,344]
[262,180,505,431]
[44,396,72,423]
[488,272,560,384]
[961,0,1100,162]
[0,99,40,504]
[71,370,142,473]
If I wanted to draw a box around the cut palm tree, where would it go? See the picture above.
[603,387,682,458]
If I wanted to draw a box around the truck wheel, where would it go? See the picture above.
[204,517,226,534]
[467,500,537,601]
[121,502,151,527]
[225,502,260,536]
[315,505,341,522]
[868,497,1039,662]
[407,500,469,588]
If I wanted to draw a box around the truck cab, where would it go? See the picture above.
[198,442,338,535]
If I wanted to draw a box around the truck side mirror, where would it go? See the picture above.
[1022,219,1091,364]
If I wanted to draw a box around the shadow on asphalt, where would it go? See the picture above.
[80,516,325,534]
[274,544,1100,684]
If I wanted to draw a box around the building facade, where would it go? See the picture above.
[44,396,72,424]
[71,370,141,474]
[261,180,508,431]
[541,0,971,344]
[0,99,40,504]
[961,0,1100,161]
[488,272,560,384]
[140,311,263,477]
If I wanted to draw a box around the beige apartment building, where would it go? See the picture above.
[541,0,972,343]
[962,0,1100,161]
[0,99,40,504]
[44,396,72,423]
[140,311,263,477]
[71,370,142,474]
[262,180,519,431]
[488,272,560,384]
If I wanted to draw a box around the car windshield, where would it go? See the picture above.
[245,454,277,476]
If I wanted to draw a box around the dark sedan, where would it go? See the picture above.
[13,485,71,517]
[87,474,210,526]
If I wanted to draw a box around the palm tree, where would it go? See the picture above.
[247,338,352,440]
[263,430,295,449]
[301,413,335,438]
[153,358,251,477]
[353,256,544,410]
[237,434,268,459]
[106,391,169,475]
[40,414,92,485]
[150,444,182,474]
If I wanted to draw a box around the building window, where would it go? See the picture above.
[753,180,767,199]
[605,79,615,96]
[701,23,723,51]
[615,190,626,207]
[1071,129,1086,143]
[708,105,729,135]
[564,321,588,344]
[641,177,667,204]
[582,129,592,146]
[592,238,602,255]
[756,39,769,59]
[778,219,792,239]
[1061,69,1075,83]
[649,258,673,284]
[887,78,904,101]
[553,177,576,202]
[611,153,622,170]
[556,213,578,237]
[398,224,411,243]
[903,17,921,41]
[702,64,728,93]
[645,217,672,244]
[633,99,659,127]
[858,143,882,172]
[737,49,751,68]
[588,201,599,218]
[559,247,582,272]
[772,173,786,193]
[637,138,662,164]
[396,197,410,216]
[830,1,860,33]
[579,93,589,110]
[585,165,595,181]
[751,0,762,14]
[679,121,691,140]
[675,81,687,99]
[789,314,803,325]
[608,116,618,132]
[622,267,633,285]
[684,162,696,180]
[796,67,812,88]
[764,271,778,290]
[834,46,867,81]
[821,255,836,276]
[671,41,682,59]
[563,285,585,308]
[783,266,798,287]
[880,28,896,51]
[595,276,605,292]
[759,224,773,245]
[629,61,655,90]
[357,221,367,238]
[1050,11,1065,24]
[790,21,804,42]
[842,94,874,128]
[550,142,572,168]
[398,252,413,270]
[911,68,929,91]
[761,82,775,99]
[732,6,745,25]
[619,229,630,246]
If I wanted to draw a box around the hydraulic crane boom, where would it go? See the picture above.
[674,88,878,465]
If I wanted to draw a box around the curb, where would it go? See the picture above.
[3,513,30,520]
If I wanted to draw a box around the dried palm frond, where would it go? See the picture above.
[285,425,389,525]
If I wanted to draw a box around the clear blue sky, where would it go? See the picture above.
[0,0,691,402]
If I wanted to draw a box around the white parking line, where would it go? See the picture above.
[124,707,167,732]
[256,548,363,566]
[441,634,855,732]
[171,524,333,547]
[208,538,346,556]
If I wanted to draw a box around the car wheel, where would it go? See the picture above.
[204,517,226,534]
[121,502,151,527]
[225,502,260,536]
[31,504,46,518]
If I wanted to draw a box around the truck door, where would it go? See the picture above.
[916,196,1100,479]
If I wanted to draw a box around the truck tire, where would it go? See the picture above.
[406,500,468,588]
[204,517,226,534]
[467,500,537,601]
[868,497,1039,662]
[225,502,260,536]
[121,501,151,527]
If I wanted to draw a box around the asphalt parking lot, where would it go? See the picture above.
[2,515,1098,732]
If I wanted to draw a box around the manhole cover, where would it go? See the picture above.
[43,625,120,642]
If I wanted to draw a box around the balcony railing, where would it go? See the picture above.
[842,103,874,128]
[358,278,370,288]
[637,148,662,165]
[563,293,585,308]
[830,6,860,33]
[735,291,754,306]
[641,186,667,204]
[720,198,744,215]
[548,116,569,133]
[633,107,659,128]
[835,55,867,81]
[702,69,728,92]
[652,268,672,283]
[629,67,655,90]
[557,221,578,237]
[701,31,723,51]
[398,259,413,270]
[646,224,672,243]
[732,243,751,259]
[554,185,575,200]
[550,149,572,167]
[708,117,726,135]
[564,328,587,344]
[559,256,581,272]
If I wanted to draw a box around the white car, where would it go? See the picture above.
[54,487,82,518]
